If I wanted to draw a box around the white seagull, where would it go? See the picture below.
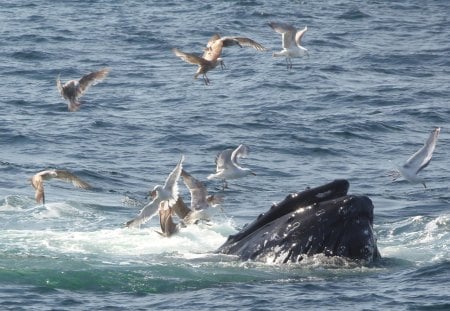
[150,155,184,207]
[391,127,441,188]
[207,144,255,189]
[56,67,110,111]
[30,169,91,205]
[126,155,184,228]
[269,22,308,69]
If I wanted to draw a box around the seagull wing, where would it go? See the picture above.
[206,34,221,47]
[54,170,91,189]
[163,155,184,204]
[202,39,224,61]
[125,197,162,228]
[295,26,308,46]
[56,75,64,96]
[215,148,235,171]
[204,34,221,52]
[403,127,440,174]
[77,67,110,96]
[181,169,209,210]
[269,22,296,49]
[171,197,192,219]
[224,37,267,51]
[173,48,208,65]
[230,144,250,166]
[203,36,266,61]
[31,175,45,203]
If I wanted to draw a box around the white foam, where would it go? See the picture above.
[1,219,237,264]
[378,213,449,264]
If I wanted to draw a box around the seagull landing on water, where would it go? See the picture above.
[125,155,184,228]
[269,22,308,69]
[56,67,110,112]
[207,144,256,189]
[30,170,91,205]
[390,127,441,188]
[173,34,266,85]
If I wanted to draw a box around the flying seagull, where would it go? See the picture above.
[207,144,256,189]
[391,127,441,188]
[30,169,91,205]
[269,22,308,69]
[150,155,184,208]
[181,169,223,210]
[56,67,110,111]
[126,155,184,228]
[173,34,266,85]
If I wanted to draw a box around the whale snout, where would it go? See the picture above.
[216,180,380,264]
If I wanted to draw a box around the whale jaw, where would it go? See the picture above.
[216,180,380,264]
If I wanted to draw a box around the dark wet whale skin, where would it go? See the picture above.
[216,180,381,263]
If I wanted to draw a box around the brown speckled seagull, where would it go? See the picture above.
[173,34,266,85]
[56,67,110,111]
[156,207,178,237]
[30,169,91,205]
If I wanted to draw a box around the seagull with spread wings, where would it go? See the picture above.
[391,127,441,188]
[173,34,266,85]
[125,155,184,228]
[56,67,110,111]
[30,169,91,205]
[181,169,223,210]
[207,144,256,189]
[269,22,308,69]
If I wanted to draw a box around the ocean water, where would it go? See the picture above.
[1,0,449,310]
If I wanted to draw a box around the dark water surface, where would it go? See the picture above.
[1,1,449,310]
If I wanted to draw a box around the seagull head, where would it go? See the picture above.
[207,194,224,207]
[150,185,163,198]
[151,184,175,202]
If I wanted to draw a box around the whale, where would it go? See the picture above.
[216,180,381,264]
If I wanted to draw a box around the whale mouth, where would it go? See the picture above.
[317,196,378,261]
[216,180,380,264]
[274,195,379,264]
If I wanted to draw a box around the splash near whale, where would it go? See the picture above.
[216,180,381,264]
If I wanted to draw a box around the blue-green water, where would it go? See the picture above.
[1,0,449,310]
